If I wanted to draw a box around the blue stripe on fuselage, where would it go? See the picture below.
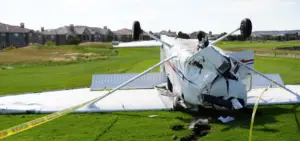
[167,61,196,85]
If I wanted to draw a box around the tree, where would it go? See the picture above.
[105,29,114,42]
[177,31,190,39]
[227,35,235,41]
[68,36,81,45]
[218,32,227,38]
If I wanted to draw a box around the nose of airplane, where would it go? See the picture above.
[227,79,247,106]
[209,77,247,109]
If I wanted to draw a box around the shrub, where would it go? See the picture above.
[68,36,81,45]
[45,40,56,46]
[3,46,17,51]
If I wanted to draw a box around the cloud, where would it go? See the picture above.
[61,0,97,12]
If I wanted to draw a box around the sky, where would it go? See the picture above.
[0,0,299,34]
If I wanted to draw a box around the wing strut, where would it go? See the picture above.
[89,55,177,105]
[229,55,300,98]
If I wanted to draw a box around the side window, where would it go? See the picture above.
[14,33,19,37]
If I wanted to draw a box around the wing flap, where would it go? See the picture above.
[250,73,284,89]
[90,72,167,91]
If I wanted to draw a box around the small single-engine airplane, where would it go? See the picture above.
[1,18,300,114]
[2,18,300,140]
[106,18,300,112]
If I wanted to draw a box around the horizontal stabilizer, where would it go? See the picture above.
[251,74,284,89]
[90,72,167,90]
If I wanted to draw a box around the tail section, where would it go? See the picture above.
[228,50,255,91]
[229,50,255,76]
[228,50,285,90]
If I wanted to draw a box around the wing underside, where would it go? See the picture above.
[113,40,162,47]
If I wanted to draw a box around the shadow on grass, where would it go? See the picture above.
[99,111,192,123]
[88,104,300,134]
[94,116,119,141]
[293,105,300,132]
[181,105,300,133]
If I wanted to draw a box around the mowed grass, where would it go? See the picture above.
[217,40,300,55]
[216,40,300,48]
[0,45,160,95]
[0,43,300,141]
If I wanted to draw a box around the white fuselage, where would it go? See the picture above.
[160,35,254,109]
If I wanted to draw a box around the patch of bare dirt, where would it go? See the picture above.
[50,57,73,62]
[49,52,98,62]
[79,42,104,46]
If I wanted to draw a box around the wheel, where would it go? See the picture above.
[167,76,173,92]
[173,96,181,111]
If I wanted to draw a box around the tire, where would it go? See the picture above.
[173,96,181,111]
[167,76,173,92]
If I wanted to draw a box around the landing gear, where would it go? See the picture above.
[167,77,173,92]
[173,96,181,111]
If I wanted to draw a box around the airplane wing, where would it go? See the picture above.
[0,88,173,114]
[113,35,204,49]
[113,40,162,47]
[246,85,300,106]
[1,73,299,114]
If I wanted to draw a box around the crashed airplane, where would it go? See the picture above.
[1,18,300,114]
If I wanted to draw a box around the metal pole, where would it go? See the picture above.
[209,28,240,45]
[89,55,177,105]
[230,55,300,98]
[142,30,173,48]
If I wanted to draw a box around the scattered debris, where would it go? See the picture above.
[148,115,158,118]
[172,135,178,140]
[170,124,184,131]
[189,118,210,129]
[1,66,14,70]
[218,116,235,123]
[176,118,211,141]
[179,133,197,141]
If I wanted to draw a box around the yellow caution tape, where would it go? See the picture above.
[271,80,283,89]
[0,96,99,139]
[248,84,272,141]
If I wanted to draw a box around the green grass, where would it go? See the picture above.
[254,56,300,84]
[217,41,300,55]
[216,40,300,48]
[0,46,160,95]
[0,106,299,141]
[0,43,300,141]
